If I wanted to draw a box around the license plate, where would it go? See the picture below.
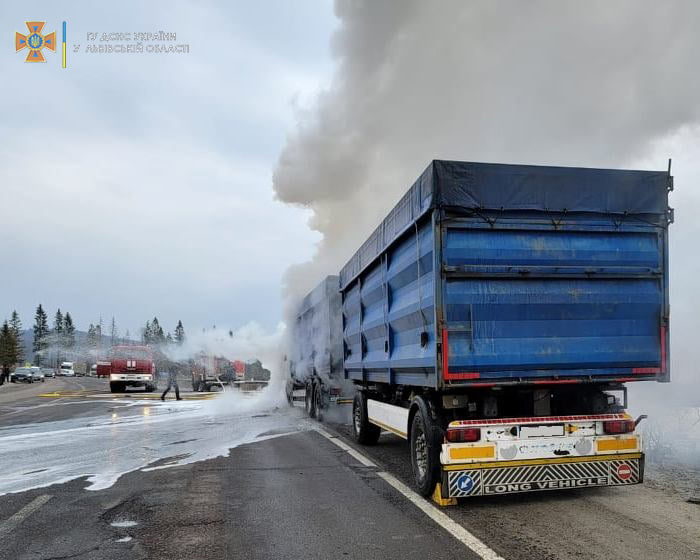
[520,424,565,438]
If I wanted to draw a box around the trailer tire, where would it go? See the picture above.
[314,384,324,422]
[410,399,442,497]
[305,382,316,419]
[109,382,123,394]
[352,393,381,445]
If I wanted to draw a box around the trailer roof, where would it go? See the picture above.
[339,160,672,290]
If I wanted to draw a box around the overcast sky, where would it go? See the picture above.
[0,1,334,337]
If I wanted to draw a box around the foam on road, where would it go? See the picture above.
[0,390,309,496]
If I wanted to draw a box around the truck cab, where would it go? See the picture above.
[98,346,156,393]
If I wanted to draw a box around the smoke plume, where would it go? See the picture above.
[273,0,700,297]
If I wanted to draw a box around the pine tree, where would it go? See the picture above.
[0,320,20,377]
[63,313,76,349]
[124,329,131,343]
[166,332,173,345]
[9,311,23,363]
[174,320,185,345]
[52,308,65,367]
[143,320,152,344]
[95,319,102,349]
[33,304,50,365]
[110,317,118,347]
[53,308,64,347]
[53,309,64,334]
[151,317,165,346]
[87,324,96,348]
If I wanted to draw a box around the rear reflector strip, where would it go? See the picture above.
[449,413,628,427]
[596,437,638,452]
[660,325,667,374]
[631,367,660,374]
[448,445,496,461]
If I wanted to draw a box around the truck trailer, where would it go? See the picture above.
[286,276,353,421]
[292,159,673,502]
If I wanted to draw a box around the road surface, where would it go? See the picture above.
[0,377,698,560]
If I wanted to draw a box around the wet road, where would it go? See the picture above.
[0,378,474,560]
[0,378,698,560]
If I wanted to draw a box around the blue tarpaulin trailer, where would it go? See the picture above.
[340,160,672,389]
[292,159,673,501]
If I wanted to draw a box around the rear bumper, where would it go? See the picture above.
[110,374,153,386]
[443,453,643,498]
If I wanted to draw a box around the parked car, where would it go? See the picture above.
[10,367,44,383]
[41,368,56,378]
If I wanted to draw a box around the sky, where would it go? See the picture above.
[0,1,334,337]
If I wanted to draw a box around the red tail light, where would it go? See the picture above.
[446,427,481,443]
[603,420,635,434]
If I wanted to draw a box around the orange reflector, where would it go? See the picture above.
[448,445,496,460]
[596,437,638,452]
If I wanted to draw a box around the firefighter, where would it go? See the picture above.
[160,370,182,401]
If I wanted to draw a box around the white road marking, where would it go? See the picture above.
[376,472,506,560]
[314,427,377,467]
[313,428,505,560]
[0,494,52,539]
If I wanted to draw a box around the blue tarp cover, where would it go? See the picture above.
[339,160,670,290]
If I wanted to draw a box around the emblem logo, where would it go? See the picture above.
[15,21,56,62]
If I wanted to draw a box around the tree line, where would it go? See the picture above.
[142,317,185,346]
[0,305,186,373]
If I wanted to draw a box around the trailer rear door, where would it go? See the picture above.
[441,222,668,382]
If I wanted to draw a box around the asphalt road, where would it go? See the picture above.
[0,378,698,560]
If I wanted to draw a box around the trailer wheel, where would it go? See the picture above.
[410,400,441,497]
[305,382,316,419]
[314,384,324,422]
[352,393,380,445]
[109,382,122,394]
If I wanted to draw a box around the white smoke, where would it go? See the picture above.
[161,321,288,409]
[274,0,700,305]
